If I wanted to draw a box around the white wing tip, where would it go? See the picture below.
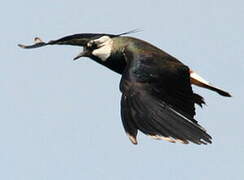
[127,133,138,145]
[148,135,189,144]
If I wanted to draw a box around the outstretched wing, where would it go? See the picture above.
[120,47,212,145]
[18,33,118,49]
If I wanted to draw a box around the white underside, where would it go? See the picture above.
[190,71,210,85]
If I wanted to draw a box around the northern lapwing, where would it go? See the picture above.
[18,30,231,145]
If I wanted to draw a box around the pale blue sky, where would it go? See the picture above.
[1,0,243,179]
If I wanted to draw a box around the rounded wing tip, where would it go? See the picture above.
[127,133,138,145]
[17,38,47,49]
[18,44,25,48]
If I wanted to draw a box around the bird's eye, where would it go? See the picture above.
[87,40,98,49]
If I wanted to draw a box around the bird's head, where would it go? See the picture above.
[18,29,140,73]
[18,29,140,60]
[73,35,114,61]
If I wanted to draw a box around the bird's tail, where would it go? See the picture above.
[190,70,231,97]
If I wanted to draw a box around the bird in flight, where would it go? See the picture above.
[18,30,231,145]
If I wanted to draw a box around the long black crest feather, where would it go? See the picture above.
[117,29,142,36]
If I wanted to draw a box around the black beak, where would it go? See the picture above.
[73,47,90,60]
[73,51,85,60]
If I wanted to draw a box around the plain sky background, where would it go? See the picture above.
[1,0,243,180]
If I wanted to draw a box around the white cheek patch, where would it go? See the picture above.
[92,36,113,61]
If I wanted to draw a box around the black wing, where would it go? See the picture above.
[120,47,212,145]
